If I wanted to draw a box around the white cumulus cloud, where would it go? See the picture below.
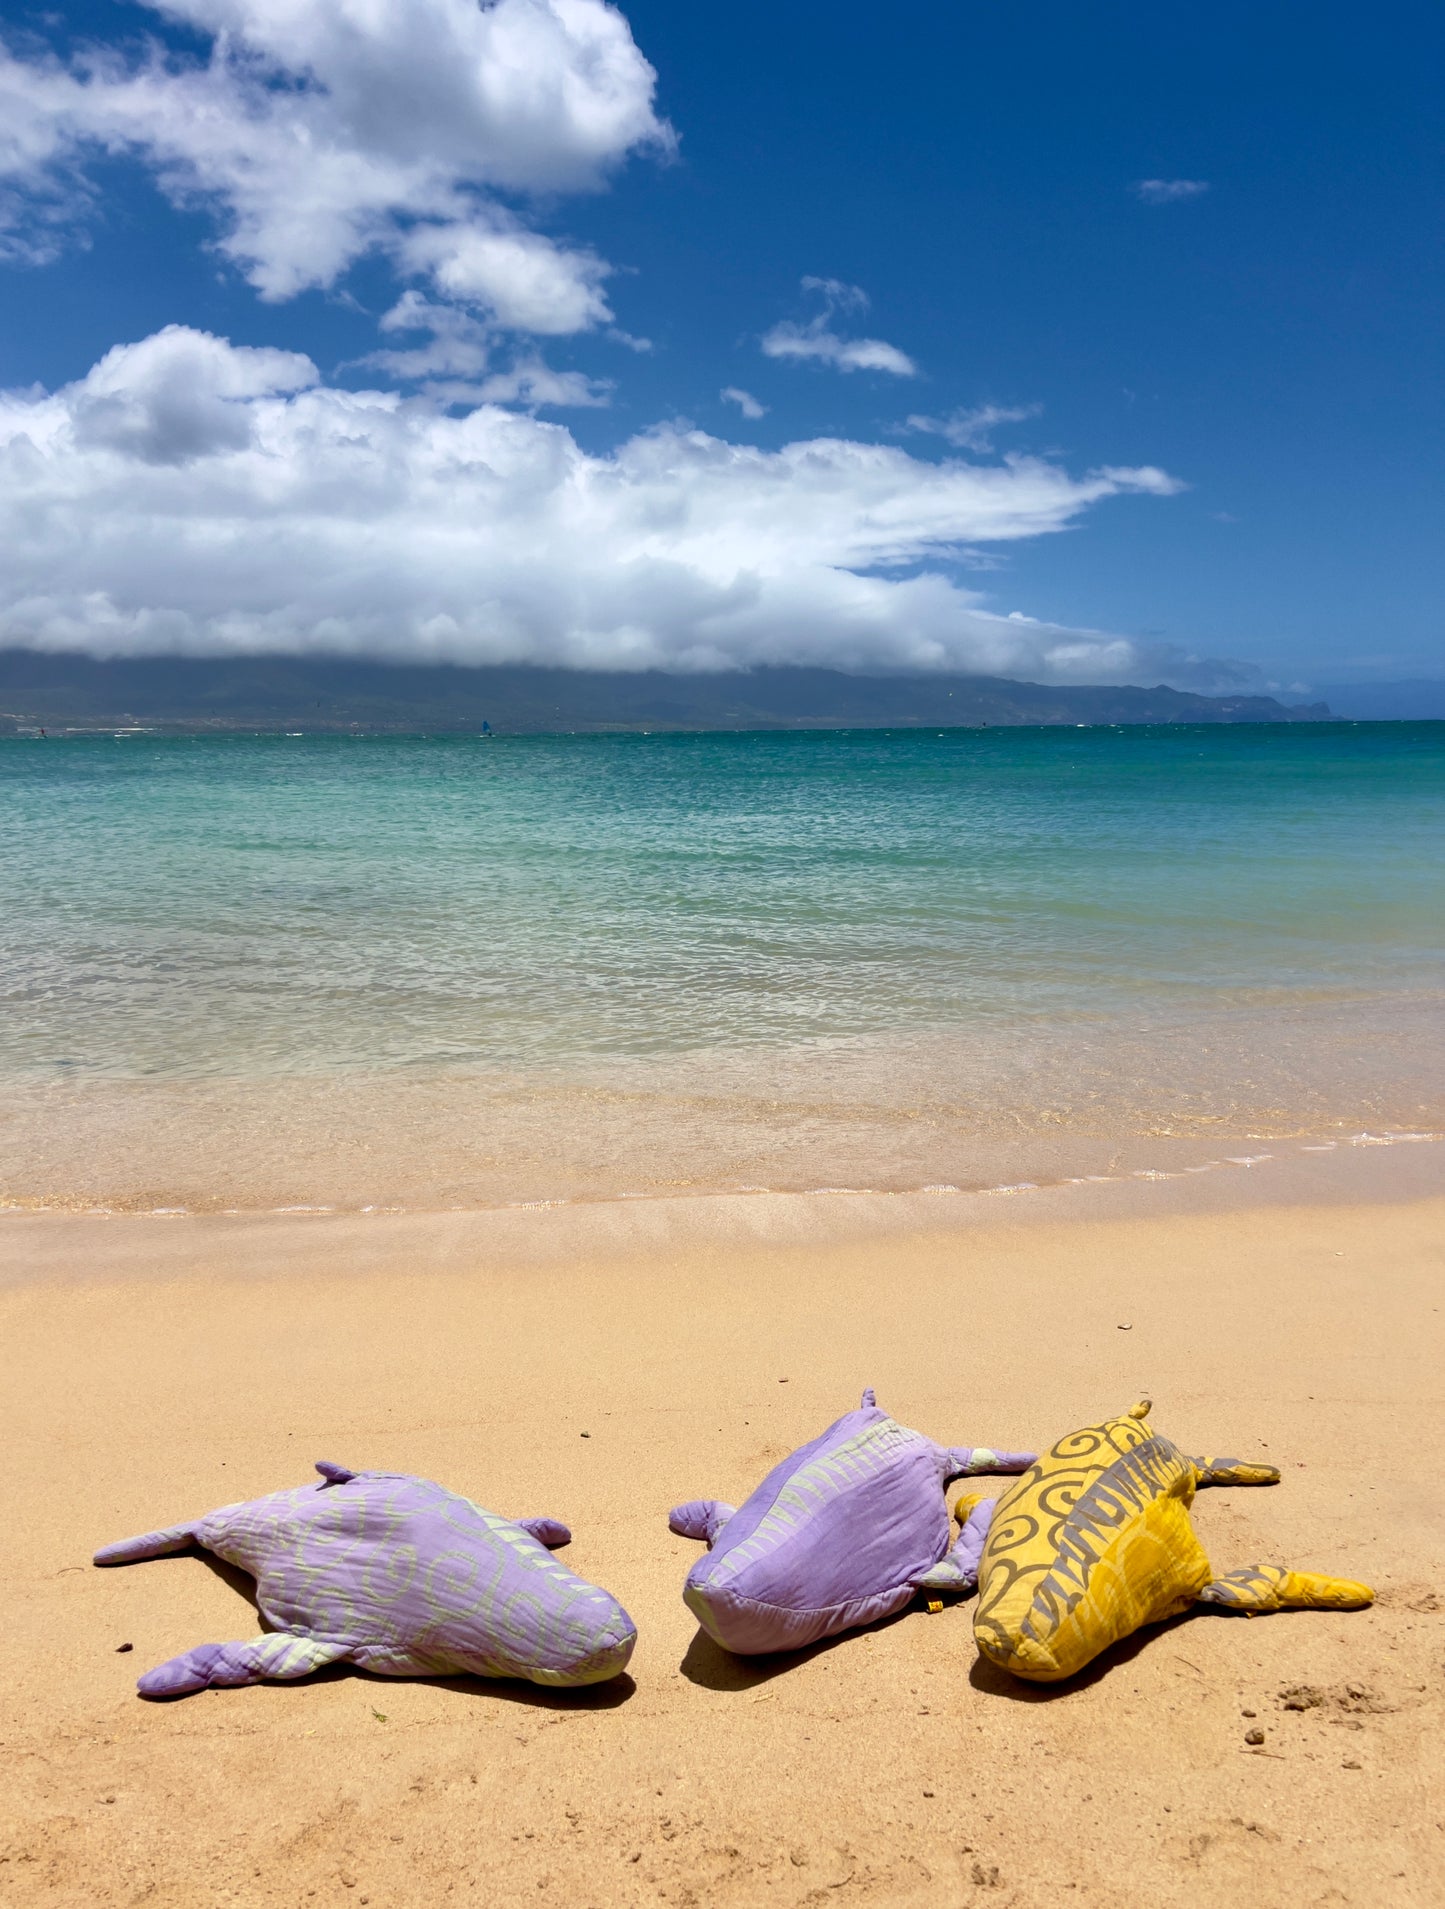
[468,355,612,409]
[720,387,767,420]
[396,213,613,335]
[365,294,494,382]
[66,326,319,464]
[761,279,917,378]
[1133,178,1210,205]
[362,293,610,407]
[0,325,1214,683]
[905,403,1042,453]
[0,0,670,325]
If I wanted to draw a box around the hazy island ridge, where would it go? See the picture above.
[0,650,1332,735]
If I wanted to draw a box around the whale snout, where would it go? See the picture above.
[536,1591,638,1686]
[536,1603,638,1686]
[503,1583,639,1687]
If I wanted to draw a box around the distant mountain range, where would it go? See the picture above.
[0,649,1336,733]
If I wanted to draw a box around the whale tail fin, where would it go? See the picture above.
[1198,1564,1374,1614]
[93,1522,199,1567]
[1193,1455,1281,1487]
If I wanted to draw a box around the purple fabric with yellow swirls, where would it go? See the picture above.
[95,1463,636,1696]
[669,1390,1034,1654]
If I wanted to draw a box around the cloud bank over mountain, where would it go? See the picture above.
[0,325,1223,684]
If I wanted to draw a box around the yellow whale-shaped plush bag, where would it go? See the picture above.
[963,1399,1372,1683]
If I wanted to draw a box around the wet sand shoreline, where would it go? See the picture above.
[5,988,1441,1222]
[2,1129,1440,1283]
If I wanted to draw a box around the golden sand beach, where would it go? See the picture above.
[3,1159,1442,1907]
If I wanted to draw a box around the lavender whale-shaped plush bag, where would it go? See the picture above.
[670,1390,1034,1654]
[96,1463,636,1695]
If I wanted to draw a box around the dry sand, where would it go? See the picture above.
[3,1178,1443,1907]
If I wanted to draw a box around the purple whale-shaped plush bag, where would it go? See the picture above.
[95,1463,636,1695]
[670,1390,1034,1654]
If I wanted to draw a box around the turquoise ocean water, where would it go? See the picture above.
[2,724,1442,1210]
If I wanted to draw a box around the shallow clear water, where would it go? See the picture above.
[2,725,1442,1209]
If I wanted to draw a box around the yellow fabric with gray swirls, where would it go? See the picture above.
[971,1400,1372,1683]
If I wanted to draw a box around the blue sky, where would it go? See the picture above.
[0,1,1439,690]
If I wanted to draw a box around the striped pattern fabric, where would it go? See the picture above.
[671,1390,1034,1655]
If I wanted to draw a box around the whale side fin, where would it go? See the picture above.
[516,1517,571,1548]
[1192,1455,1281,1487]
[1198,1564,1374,1613]
[668,1500,737,1545]
[915,1496,996,1594]
[94,1522,199,1567]
[137,1632,352,1698]
[943,1445,1037,1479]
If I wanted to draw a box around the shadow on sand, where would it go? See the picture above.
[679,1604,917,1691]
[966,1608,1204,1701]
